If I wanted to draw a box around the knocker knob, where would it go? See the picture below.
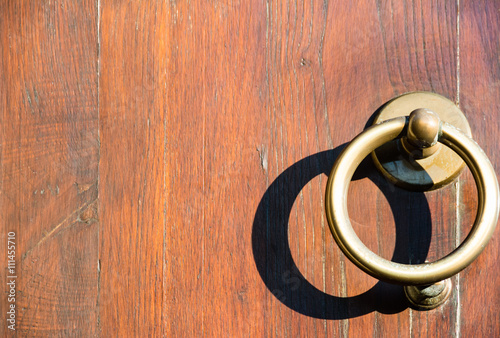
[407,108,440,148]
[402,108,441,159]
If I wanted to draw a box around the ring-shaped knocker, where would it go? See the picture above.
[325,115,499,289]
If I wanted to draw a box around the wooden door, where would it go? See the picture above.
[1,0,499,336]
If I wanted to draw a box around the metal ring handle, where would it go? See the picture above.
[325,116,500,285]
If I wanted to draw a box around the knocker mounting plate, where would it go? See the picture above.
[371,92,472,191]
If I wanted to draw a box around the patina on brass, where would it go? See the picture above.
[325,110,499,309]
[404,278,452,310]
[402,108,441,158]
[371,92,472,191]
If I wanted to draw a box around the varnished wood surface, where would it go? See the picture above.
[0,1,99,336]
[1,0,499,336]
[459,1,500,336]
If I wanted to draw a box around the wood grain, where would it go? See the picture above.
[2,0,499,336]
[0,0,99,336]
[159,0,461,336]
[98,1,168,336]
[162,1,270,336]
[459,0,500,336]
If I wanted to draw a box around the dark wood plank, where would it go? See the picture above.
[459,0,500,336]
[0,0,99,336]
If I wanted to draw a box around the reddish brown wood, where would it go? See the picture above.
[162,1,270,336]
[0,0,99,336]
[322,0,459,336]
[98,2,168,337]
[459,0,500,336]
[2,0,499,336]
[157,0,462,335]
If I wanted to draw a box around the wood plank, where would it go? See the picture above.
[0,0,99,336]
[98,1,168,336]
[162,1,270,336]
[163,1,207,336]
[459,0,500,336]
